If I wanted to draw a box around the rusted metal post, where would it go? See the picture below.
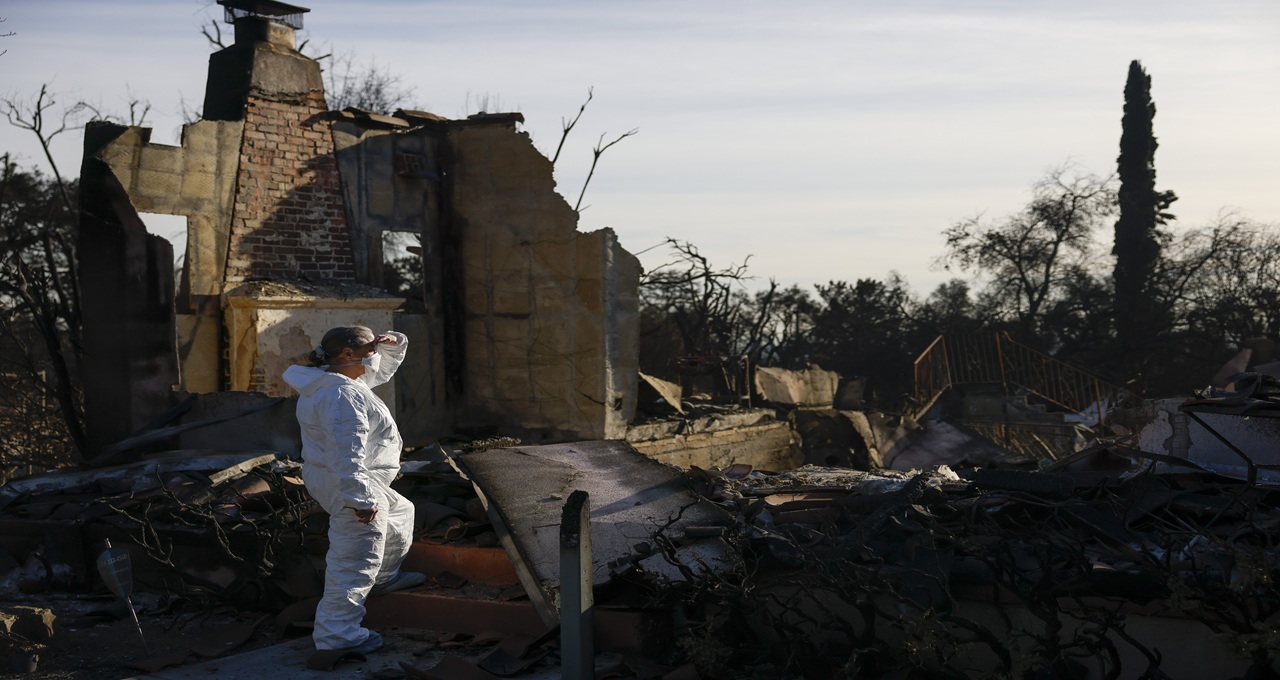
[560,490,593,679]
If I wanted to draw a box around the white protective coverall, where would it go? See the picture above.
[281,331,415,650]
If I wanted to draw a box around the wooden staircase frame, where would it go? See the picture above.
[912,332,1124,428]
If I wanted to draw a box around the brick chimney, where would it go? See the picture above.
[203,0,320,121]
[203,0,356,284]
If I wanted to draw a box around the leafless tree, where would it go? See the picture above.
[1161,212,1280,346]
[640,239,755,360]
[76,88,152,129]
[1,85,92,212]
[0,83,139,465]
[0,153,85,466]
[200,16,226,49]
[938,163,1116,339]
[178,94,203,126]
[463,91,506,116]
[324,52,417,114]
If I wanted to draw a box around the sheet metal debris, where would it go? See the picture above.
[0,451,283,511]
[670,454,1280,678]
[1115,372,1280,486]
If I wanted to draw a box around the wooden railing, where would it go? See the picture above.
[912,332,1124,427]
[955,419,1084,461]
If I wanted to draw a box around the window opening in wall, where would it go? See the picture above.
[382,230,424,311]
[139,213,188,281]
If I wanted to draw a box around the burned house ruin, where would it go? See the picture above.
[77,1,640,456]
[7,3,1272,678]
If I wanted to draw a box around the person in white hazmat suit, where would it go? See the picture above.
[282,326,425,653]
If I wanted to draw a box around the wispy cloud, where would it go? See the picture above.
[1,0,1276,292]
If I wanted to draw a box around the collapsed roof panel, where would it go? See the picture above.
[449,440,739,624]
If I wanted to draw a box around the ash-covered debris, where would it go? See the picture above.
[0,452,317,602]
[450,440,739,625]
[700,462,965,498]
[0,446,524,675]
[665,457,1280,679]
[0,449,504,600]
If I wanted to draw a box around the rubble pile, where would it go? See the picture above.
[0,452,317,603]
[0,449,504,601]
[0,448,521,675]
[670,458,1280,678]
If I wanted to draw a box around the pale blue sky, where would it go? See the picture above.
[2,0,1277,293]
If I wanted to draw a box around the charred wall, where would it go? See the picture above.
[79,124,179,451]
[77,12,642,452]
[444,119,640,441]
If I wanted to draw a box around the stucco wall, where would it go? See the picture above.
[330,122,451,445]
[446,123,640,441]
[223,282,401,405]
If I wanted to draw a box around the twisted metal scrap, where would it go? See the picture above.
[648,464,1280,679]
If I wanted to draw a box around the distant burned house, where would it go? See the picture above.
[77,1,639,453]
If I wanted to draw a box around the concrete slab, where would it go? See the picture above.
[126,631,562,680]
[754,365,839,408]
[451,441,739,623]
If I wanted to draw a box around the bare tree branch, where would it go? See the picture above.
[0,152,86,455]
[322,51,417,114]
[573,128,637,213]
[1,84,91,212]
[551,86,592,167]
[200,18,226,49]
[0,16,13,58]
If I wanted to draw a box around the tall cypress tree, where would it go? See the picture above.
[1113,60,1176,372]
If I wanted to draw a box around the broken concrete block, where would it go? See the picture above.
[627,408,801,472]
[754,365,840,408]
[0,606,55,643]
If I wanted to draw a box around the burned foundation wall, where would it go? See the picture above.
[78,12,643,452]
[445,122,640,441]
[629,417,801,470]
[79,124,180,451]
[86,120,244,395]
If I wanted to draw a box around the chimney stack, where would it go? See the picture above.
[202,0,321,121]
